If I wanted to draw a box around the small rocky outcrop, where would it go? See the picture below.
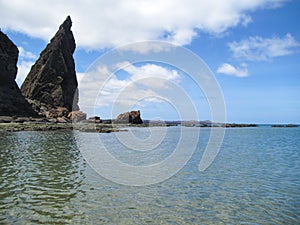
[80,116,102,123]
[0,31,37,116]
[21,16,79,116]
[115,110,143,124]
[68,111,87,123]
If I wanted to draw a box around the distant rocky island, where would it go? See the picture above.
[0,16,297,132]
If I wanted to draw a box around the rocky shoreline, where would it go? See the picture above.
[1,116,297,133]
[0,121,123,133]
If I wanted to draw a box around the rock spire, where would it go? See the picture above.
[21,16,79,115]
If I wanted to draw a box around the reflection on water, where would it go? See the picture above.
[0,127,299,224]
[0,131,85,224]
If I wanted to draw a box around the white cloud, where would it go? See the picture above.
[0,0,285,50]
[217,63,249,77]
[18,47,37,60]
[228,33,300,61]
[16,60,34,86]
[122,63,180,88]
[15,47,37,86]
[78,62,181,111]
[120,41,175,54]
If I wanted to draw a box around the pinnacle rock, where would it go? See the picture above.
[21,16,79,115]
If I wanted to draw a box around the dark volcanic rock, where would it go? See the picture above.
[88,116,102,123]
[115,110,143,124]
[0,31,37,116]
[21,16,79,115]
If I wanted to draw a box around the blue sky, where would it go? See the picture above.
[1,0,299,123]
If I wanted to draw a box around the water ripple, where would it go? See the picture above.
[0,127,299,224]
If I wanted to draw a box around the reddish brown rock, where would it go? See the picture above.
[115,110,143,124]
[56,117,69,123]
[68,111,87,123]
[46,107,69,118]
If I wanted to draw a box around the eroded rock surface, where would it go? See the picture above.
[21,16,79,115]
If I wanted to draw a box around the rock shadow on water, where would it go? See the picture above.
[0,131,87,223]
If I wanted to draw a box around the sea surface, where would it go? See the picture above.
[0,126,299,224]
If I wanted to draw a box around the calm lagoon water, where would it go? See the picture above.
[0,127,299,224]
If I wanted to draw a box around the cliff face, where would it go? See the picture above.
[21,16,79,114]
[0,31,18,87]
[0,31,37,116]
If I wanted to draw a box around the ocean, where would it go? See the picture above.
[0,126,299,224]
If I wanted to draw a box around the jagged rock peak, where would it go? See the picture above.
[21,15,79,115]
[0,31,37,116]
[50,15,75,53]
[60,15,72,30]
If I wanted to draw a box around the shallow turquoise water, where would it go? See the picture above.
[0,127,299,224]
